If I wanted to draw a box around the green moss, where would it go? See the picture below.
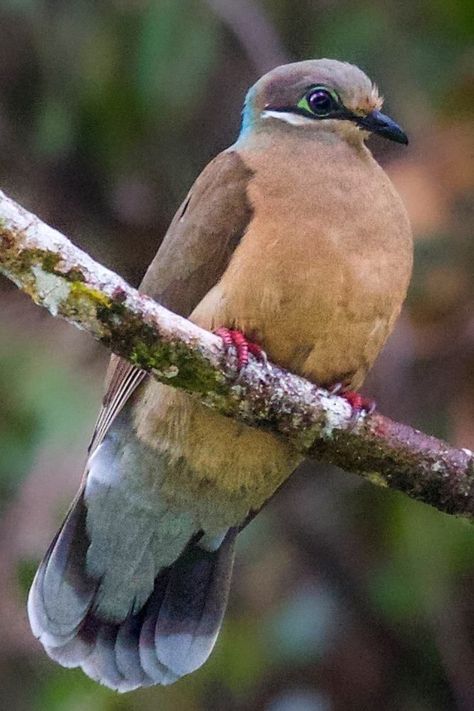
[0,245,59,276]
[366,471,389,488]
[1,242,89,286]
[69,281,111,307]
[127,334,223,394]
[95,303,226,396]
[40,251,61,273]
[65,267,86,282]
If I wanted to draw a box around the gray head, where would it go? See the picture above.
[240,59,408,145]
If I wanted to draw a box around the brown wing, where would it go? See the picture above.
[89,149,254,452]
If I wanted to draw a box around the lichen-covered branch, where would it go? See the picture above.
[0,188,473,520]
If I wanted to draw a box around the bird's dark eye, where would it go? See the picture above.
[307,89,334,115]
[297,86,340,117]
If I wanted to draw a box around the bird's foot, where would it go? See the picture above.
[214,327,266,370]
[329,384,376,426]
[342,390,376,416]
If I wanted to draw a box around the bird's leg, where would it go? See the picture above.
[214,327,266,370]
[342,390,376,416]
[328,383,376,424]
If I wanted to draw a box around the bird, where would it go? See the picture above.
[28,59,413,691]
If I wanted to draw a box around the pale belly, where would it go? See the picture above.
[133,380,303,528]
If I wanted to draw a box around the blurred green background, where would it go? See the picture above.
[0,1,473,709]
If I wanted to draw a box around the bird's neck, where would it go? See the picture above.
[235,116,368,159]
[239,87,258,137]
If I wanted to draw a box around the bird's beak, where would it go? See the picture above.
[357,110,408,145]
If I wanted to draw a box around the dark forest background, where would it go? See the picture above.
[0,1,473,709]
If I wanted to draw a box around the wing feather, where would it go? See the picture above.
[89,149,254,449]
[30,148,254,690]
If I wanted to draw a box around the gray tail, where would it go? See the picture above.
[28,494,237,692]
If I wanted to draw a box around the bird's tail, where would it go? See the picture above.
[28,491,237,692]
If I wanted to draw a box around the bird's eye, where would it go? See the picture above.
[297,86,339,117]
[308,89,334,115]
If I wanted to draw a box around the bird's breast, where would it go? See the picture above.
[191,138,412,389]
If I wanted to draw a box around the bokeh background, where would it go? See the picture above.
[0,1,473,709]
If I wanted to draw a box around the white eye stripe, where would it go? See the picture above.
[261,110,313,126]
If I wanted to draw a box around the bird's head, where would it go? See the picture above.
[240,59,408,146]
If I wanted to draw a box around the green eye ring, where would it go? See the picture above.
[297,86,340,117]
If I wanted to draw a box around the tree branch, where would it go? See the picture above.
[0,189,473,520]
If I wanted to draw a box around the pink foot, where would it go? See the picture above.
[329,383,376,421]
[342,390,376,417]
[214,327,265,370]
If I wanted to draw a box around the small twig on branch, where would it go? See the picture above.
[0,189,473,520]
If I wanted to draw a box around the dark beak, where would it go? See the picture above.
[357,110,408,145]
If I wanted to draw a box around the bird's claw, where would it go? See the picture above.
[214,327,266,371]
[329,384,376,428]
[342,390,376,415]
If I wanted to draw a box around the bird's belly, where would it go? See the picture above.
[132,249,394,523]
[191,237,396,390]
[133,381,302,527]
[255,279,393,390]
